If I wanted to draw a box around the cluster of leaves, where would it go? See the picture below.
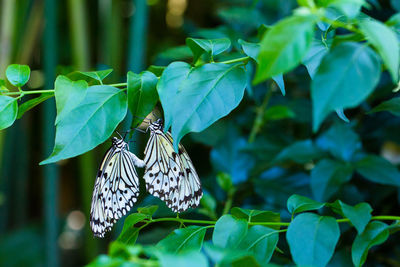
[2,0,400,265]
[88,193,399,267]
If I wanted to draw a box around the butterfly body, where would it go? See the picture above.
[144,119,202,212]
[90,137,144,237]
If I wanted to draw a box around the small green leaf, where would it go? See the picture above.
[302,38,328,79]
[109,241,142,258]
[355,155,400,186]
[287,213,340,267]
[127,71,158,127]
[186,38,231,63]
[359,19,399,82]
[287,194,325,214]
[117,213,148,244]
[238,225,279,265]
[41,85,127,164]
[275,139,324,164]
[17,93,54,119]
[370,97,400,116]
[352,221,389,267]
[79,69,113,83]
[254,14,316,84]
[231,207,280,229]
[216,172,234,193]
[147,65,165,76]
[319,0,366,18]
[137,205,158,217]
[156,250,208,267]
[54,75,88,125]
[264,105,295,121]
[213,215,248,249]
[312,42,381,131]
[6,64,30,87]
[0,95,18,130]
[329,200,372,234]
[311,159,353,202]
[157,226,207,253]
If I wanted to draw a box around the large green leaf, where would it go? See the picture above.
[352,221,389,267]
[127,71,158,127]
[287,194,325,214]
[275,139,324,164]
[302,38,328,79]
[41,85,127,164]
[311,42,381,131]
[156,250,208,267]
[359,19,399,82]
[6,64,30,87]
[287,213,340,267]
[238,225,279,265]
[254,14,316,84]
[355,155,400,186]
[17,93,54,119]
[186,38,231,63]
[0,95,18,130]
[231,207,280,229]
[157,226,208,253]
[158,62,247,150]
[311,159,353,202]
[54,75,88,125]
[212,215,248,249]
[117,213,148,244]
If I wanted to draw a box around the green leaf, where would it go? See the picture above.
[79,69,113,83]
[238,225,279,265]
[127,71,158,127]
[264,105,295,121]
[275,139,324,164]
[355,155,400,186]
[216,172,234,193]
[0,95,18,130]
[231,207,280,230]
[86,255,124,267]
[186,38,231,63]
[156,250,208,267]
[157,226,207,253]
[254,14,316,84]
[158,62,247,150]
[54,75,88,125]
[352,221,389,267]
[239,39,286,96]
[287,213,340,267]
[330,200,372,234]
[311,159,353,202]
[318,0,366,18]
[316,123,361,161]
[370,97,400,116]
[40,85,127,164]
[109,241,142,259]
[359,19,399,82]
[212,214,248,249]
[17,93,54,119]
[287,194,325,214]
[117,213,148,244]
[302,38,328,79]
[6,64,30,87]
[311,42,381,131]
[137,205,158,217]
[203,243,255,266]
[147,65,165,76]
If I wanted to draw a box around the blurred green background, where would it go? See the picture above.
[1,0,400,266]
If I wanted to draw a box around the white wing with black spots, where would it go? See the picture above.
[90,137,144,238]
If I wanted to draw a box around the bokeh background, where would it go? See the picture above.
[1,0,400,266]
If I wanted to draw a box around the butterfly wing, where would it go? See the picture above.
[90,145,141,237]
[143,131,181,207]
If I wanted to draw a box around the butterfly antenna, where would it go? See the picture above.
[134,127,147,134]
[122,129,132,139]
[115,131,123,139]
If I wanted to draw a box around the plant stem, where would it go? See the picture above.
[248,86,272,143]
[320,16,361,34]
[222,190,235,215]
[219,56,250,65]
[3,89,55,96]
[109,82,127,87]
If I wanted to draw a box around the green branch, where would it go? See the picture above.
[219,56,250,65]
[320,16,361,34]
[3,89,55,96]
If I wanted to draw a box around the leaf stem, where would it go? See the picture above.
[109,82,127,87]
[248,86,272,143]
[219,56,250,65]
[3,89,55,96]
[320,16,361,34]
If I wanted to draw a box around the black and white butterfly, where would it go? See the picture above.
[90,136,145,237]
[143,119,202,212]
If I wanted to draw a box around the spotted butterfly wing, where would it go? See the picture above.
[90,137,145,237]
[143,119,202,212]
